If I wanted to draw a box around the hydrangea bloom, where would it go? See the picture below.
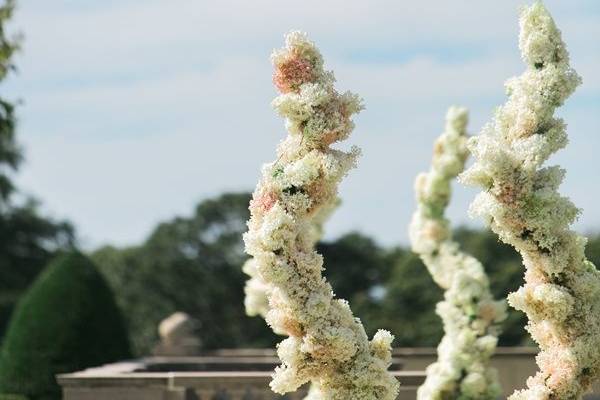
[410,107,507,400]
[460,3,600,399]
[243,31,399,399]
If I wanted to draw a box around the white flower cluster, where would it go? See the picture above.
[242,258,271,320]
[243,198,338,334]
[243,31,399,399]
[460,3,600,399]
[410,107,507,400]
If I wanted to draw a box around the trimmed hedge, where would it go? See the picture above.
[0,252,131,400]
[0,395,28,400]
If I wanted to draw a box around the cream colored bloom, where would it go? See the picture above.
[410,107,506,400]
[243,31,399,399]
[460,3,600,399]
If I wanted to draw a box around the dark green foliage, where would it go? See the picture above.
[585,235,600,267]
[325,227,531,346]
[0,252,131,400]
[319,233,404,342]
[0,0,75,342]
[0,202,74,339]
[0,395,28,400]
[318,232,393,309]
[319,235,442,345]
[378,252,445,346]
[93,193,278,355]
[315,227,525,346]
[0,0,21,201]
[89,190,600,352]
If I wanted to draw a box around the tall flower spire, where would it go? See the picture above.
[410,107,506,400]
[460,3,600,399]
[243,199,338,331]
[243,31,399,399]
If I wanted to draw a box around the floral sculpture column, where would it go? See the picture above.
[243,31,399,399]
[460,3,600,399]
[410,107,507,399]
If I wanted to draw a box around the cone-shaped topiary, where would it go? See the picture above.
[0,252,131,400]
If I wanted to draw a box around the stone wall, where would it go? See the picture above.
[58,370,424,400]
[57,348,600,399]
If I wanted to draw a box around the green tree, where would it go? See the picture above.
[585,234,600,267]
[0,252,130,400]
[373,227,529,347]
[0,0,75,342]
[0,202,74,341]
[376,250,444,346]
[0,0,20,202]
[93,193,277,355]
[318,232,398,338]
[93,188,598,352]
[318,232,393,314]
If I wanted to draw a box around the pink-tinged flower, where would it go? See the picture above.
[251,191,278,213]
[525,268,547,286]
[496,182,520,205]
[273,55,314,93]
[539,350,577,392]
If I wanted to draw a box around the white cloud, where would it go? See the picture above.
[4,0,599,248]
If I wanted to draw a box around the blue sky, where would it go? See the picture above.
[3,1,600,249]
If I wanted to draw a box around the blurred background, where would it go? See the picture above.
[0,0,598,398]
